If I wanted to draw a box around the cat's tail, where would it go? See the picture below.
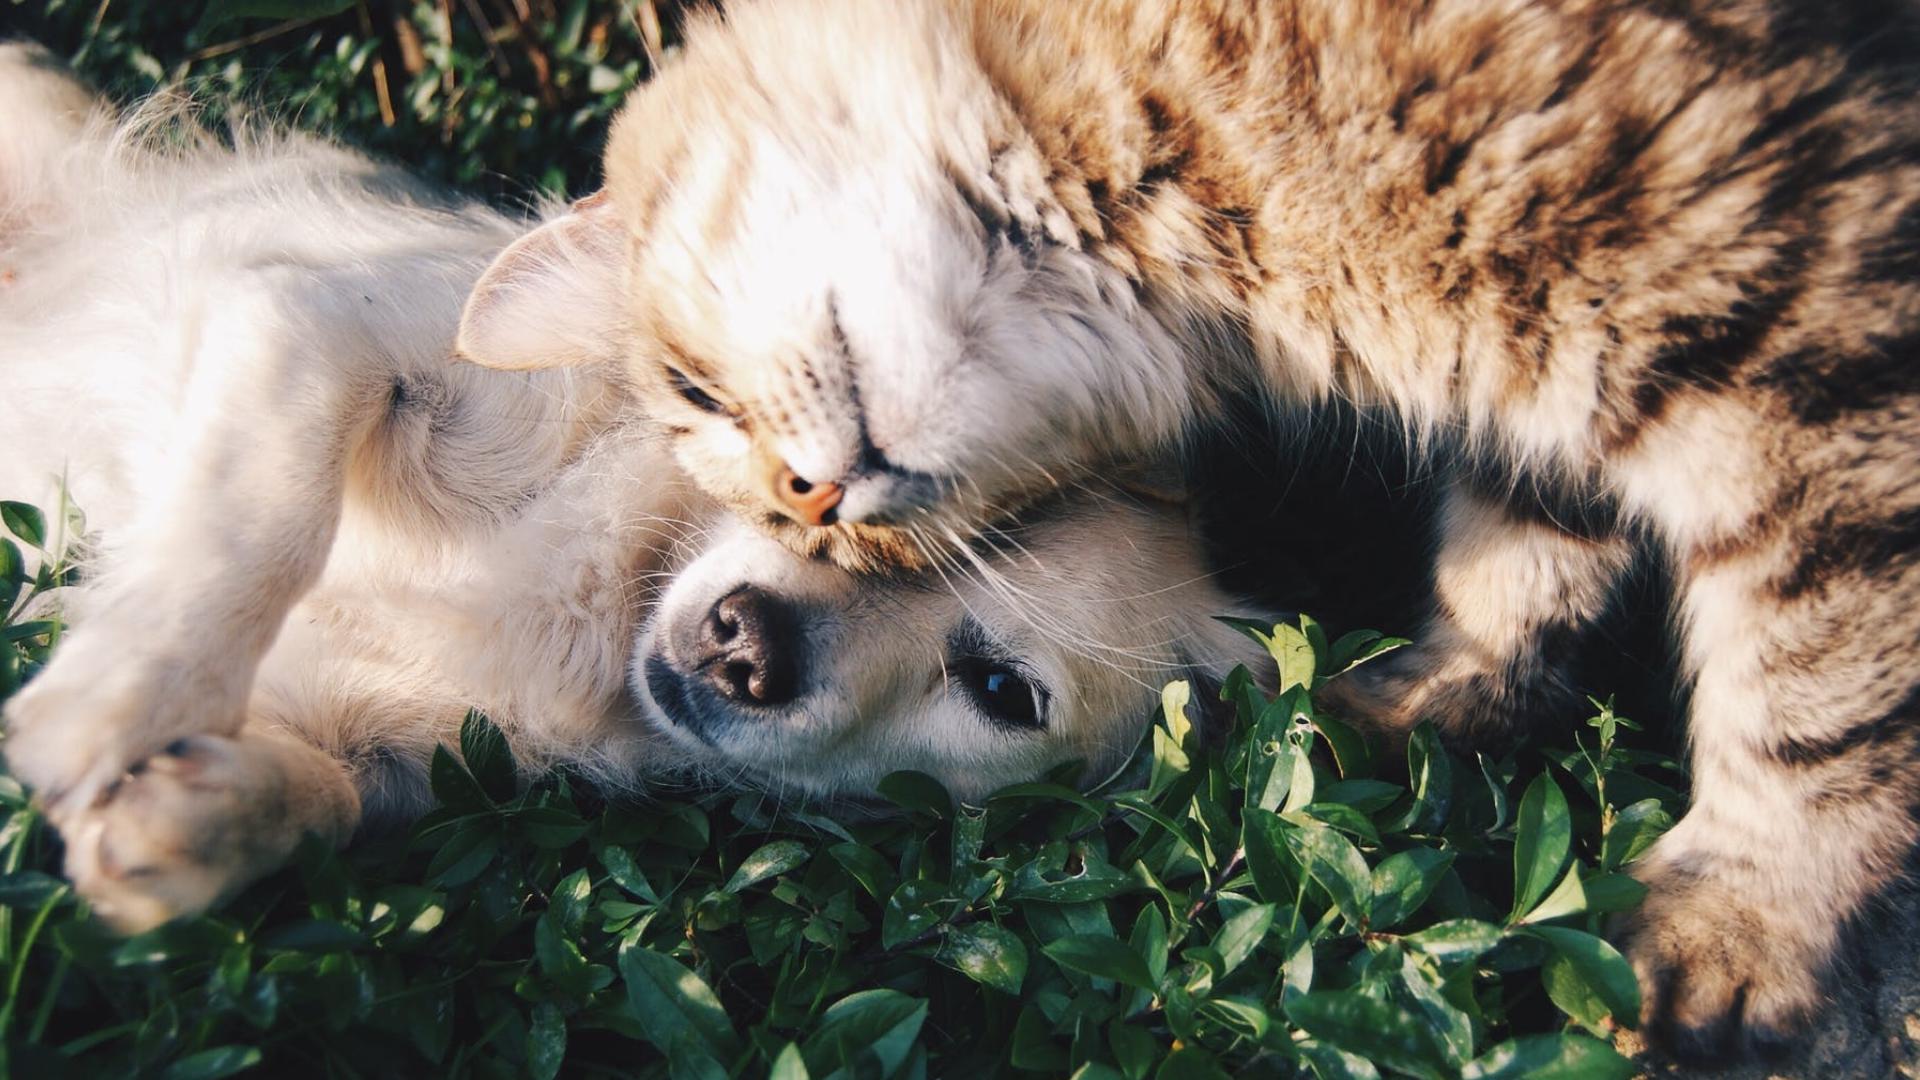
[0,41,112,241]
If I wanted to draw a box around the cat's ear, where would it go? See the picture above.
[457,191,630,370]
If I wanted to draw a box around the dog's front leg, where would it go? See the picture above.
[4,281,391,819]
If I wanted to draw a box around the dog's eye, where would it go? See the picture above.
[666,366,729,415]
[954,655,1046,732]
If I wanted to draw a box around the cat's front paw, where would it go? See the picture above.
[1616,857,1830,1064]
[60,735,304,934]
[1317,640,1578,745]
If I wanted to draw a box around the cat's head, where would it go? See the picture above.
[457,0,1192,571]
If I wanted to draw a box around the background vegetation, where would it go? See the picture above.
[0,3,1684,1077]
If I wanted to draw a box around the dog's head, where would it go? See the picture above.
[634,487,1276,802]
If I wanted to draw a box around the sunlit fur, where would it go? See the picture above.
[453,0,1920,1059]
[0,49,1271,933]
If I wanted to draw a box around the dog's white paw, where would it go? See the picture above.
[60,735,304,934]
[3,637,248,817]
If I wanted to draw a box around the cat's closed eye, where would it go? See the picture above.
[666,366,730,416]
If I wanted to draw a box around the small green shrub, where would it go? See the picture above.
[0,492,1684,1078]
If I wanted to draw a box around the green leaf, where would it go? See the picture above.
[1526,925,1642,1029]
[1268,621,1318,692]
[1330,630,1411,674]
[0,870,68,907]
[1292,802,1380,844]
[257,918,364,952]
[1213,903,1274,975]
[1042,934,1157,990]
[1312,713,1374,780]
[1151,683,1195,796]
[1327,629,1386,672]
[114,921,242,967]
[0,539,19,614]
[513,805,588,848]
[1109,1023,1160,1080]
[882,880,951,949]
[1011,1005,1067,1071]
[0,502,46,548]
[724,840,810,893]
[1370,849,1455,929]
[428,744,492,812]
[1461,1033,1634,1080]
[1580,872,1649,914]
[1242,695,1297,812]
[527,1001,566,1080]
[1510,773,1572,922]
[425,822,499,887]
[1284,824,1373,927]
[1287,990,1448,1080]
[876,770,952,819]
[1517,866,1587,924]
[770,1042,811,1080]
[1601,798,1673,871]
[618,945,741,1061]
[1402,919,1505,965]
[1319,778,1403,813]
[598,846,661,904]
[1242,809,1299,903]
[826,842,896,900]
[459,711,517,803]
[1300,1042,1383,1080]
[1397,951,1475,1065]
[800,989,927,1080]
[1008,850,1136,903]
[1161,679,1195,746]
[160,1046,263,1080]
[940,923,1027,994]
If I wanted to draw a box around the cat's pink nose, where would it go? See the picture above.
[775,466,843,526]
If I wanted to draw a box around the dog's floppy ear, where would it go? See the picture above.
[457,191,629,370]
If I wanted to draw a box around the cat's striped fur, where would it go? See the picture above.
[453,0,1920,1060]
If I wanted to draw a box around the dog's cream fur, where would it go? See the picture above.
[0,47,1271,932]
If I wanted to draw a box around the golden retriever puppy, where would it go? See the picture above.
[0,46,1271,932]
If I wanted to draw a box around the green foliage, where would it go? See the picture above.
[13,0,701,201]
[0,483,1685,1078]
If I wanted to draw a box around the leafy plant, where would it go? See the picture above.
[0,492,1687,1078]
[14,0,704,202]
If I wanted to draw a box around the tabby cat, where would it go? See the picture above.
[456,0,1920,1060]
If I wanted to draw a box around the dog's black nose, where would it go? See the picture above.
[694,586,800,707]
